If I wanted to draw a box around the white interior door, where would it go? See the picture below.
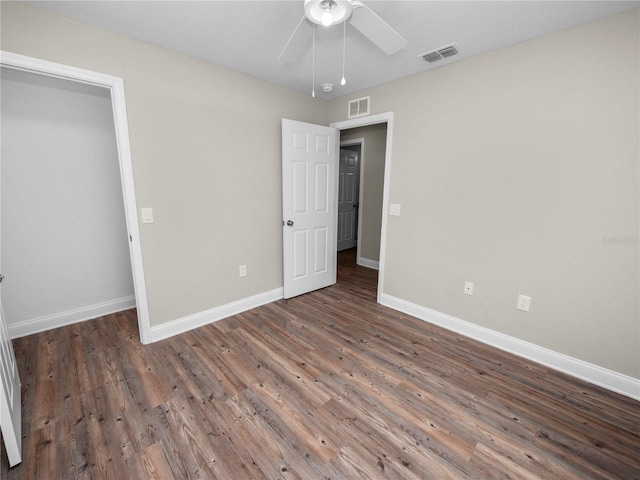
[282,119,338,299]
[337,148,360,252]
[0,154,22,467]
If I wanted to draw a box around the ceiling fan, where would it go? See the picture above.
[278,0,407,63]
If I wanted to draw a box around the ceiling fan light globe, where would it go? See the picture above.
[304,0,353,26]
[321,11,333,26]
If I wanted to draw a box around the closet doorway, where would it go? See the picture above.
[0,52,150,344]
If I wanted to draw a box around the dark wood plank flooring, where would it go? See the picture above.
[2,249,639,479]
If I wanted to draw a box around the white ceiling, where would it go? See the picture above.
[24,1,639,100]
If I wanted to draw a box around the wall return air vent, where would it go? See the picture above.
[419,43,460,64]
[348,96,370,119]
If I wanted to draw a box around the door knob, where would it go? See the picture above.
[286,220,294,226]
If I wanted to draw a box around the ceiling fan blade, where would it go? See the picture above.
[350,2,407,55]
[278,15,312,63]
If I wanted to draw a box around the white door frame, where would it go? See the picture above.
[331,112,394,304]
[339,138,365,266]
[0,51,152,344]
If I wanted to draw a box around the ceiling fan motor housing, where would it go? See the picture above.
[304,0,353,26]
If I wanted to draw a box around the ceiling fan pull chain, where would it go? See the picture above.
[312,24,316,97]
[341,20,347,86]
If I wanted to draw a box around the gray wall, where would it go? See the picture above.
[1,68,134,325]
[329,10,639,378]
[340,124,387,263]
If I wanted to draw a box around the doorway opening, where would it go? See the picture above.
[0,52,151,344]
[332,113,394,303]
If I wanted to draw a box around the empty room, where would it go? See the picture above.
[1,1,638,478]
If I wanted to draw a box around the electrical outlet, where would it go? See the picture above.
[464,282,474,295]
[239,265,247,278]
[517,295,531,312]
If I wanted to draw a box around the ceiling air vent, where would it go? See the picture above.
[419,43,460,64]
[348,96,370,119]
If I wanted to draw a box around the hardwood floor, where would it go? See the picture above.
[2,249,639,479]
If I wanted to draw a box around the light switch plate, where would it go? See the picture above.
[141,207,154,224]
[389,203,401,216]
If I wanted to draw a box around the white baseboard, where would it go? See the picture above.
[357,257,379,270]
[380,293,640,401]
[8,296,136,339]
[150,288,284,343]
